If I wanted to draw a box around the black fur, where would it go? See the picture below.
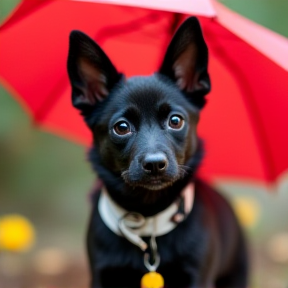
[67,17,248,288]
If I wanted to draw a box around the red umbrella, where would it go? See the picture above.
[0,0,287,185]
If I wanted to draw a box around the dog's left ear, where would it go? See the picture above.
[159,17,210,109]
[67,31,122,114]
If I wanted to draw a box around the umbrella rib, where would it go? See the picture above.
[0,0,53,31]
[94,11,175,45]
[94,12,184,76]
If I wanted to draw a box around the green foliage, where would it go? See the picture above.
[0,0,21,23]
[220,0,288,37]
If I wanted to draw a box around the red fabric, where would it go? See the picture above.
[0,0,287,184]
[199,18,288,183]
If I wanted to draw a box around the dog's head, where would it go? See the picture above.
[67,17,210,192]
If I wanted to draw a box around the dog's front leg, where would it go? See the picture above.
[191,278,215,288]
[183,267,215,288]
[195,283,215,288]
[191,285,215,288]
[87,247,103,288]
[87,250,103,288]
[163,266,202,288]
[90,270,102,288]
[187,282,215,288]
[87,217,103,288]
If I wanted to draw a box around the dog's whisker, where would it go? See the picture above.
[178,164,192,172]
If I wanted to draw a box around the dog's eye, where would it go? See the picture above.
[113,121,131,135]
[169,115,184,130]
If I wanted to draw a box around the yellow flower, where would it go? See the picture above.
[232,197,260,229]
[0,214,35,252]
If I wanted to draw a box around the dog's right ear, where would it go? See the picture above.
[67,31,122,113]
[159,17,210,109]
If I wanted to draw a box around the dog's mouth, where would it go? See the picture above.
[121,172,183,191]
[135,178,174,191]
[121,164,189,191]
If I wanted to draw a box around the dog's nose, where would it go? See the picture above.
[142,152,168,174]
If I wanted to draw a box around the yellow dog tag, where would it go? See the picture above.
[141,271,164,288]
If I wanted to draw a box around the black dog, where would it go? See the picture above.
[67,17,248,288]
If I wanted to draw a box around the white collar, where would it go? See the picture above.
[98,183,195,251]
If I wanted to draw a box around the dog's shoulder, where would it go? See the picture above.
[194,178,246,275]
[194,178,241,238]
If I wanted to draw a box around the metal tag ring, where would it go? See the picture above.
[144,252,160,272]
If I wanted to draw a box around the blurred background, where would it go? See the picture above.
[0,1,287,288]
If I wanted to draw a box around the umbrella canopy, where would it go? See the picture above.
[0,0,287,184]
